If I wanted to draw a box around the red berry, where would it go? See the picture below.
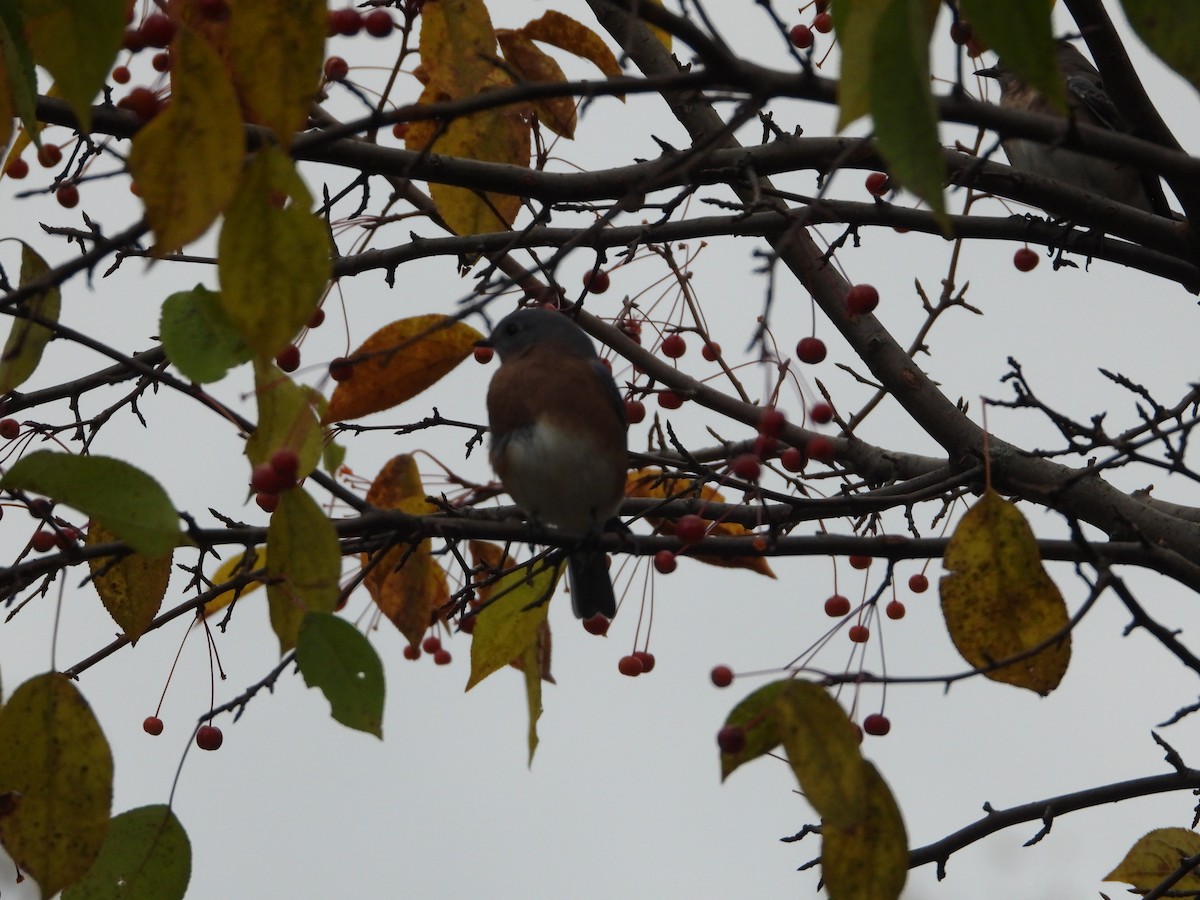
[701,341,721,361]
[329,357,355,381]
[653,550,677,574]
[0,418,19,439]
[270,448,300,481]
[363,9,394,37]
[433,648,452,665]
[710,665,734,688]
[5,158,30,179]
[37,144,62,167]
[1014,247,1039,272]
[583,269,610,294]
[812,11,833,32]
[780,446,807,472]
[307,307,326,329]
[392,123,409,140]
[633,651,655,673]
[196,724,223,750]
[908,573,930,593]
[274,347,299,374]
[140,13,177,48]
[31,530,56,553]
[865,172,889,196]
[422,635,442,654]
[143,716,164,736]
[886,600,906,620]
[810,402,834,424]
[730,453,762,482]
[329,8,362,36]
[56,184,80,208]
[796,336,827,364]
[751,434,777,460]
[403,643,421,661]
[255,492,279,513]
[618,654,643,677]
[848,624,870,643]
[657,390,684,410]
[759,406,786,437]
[849,555,871,570]
[808,435,835,462]
[111,64,131,84]
[846,283,879,315]
[250,462,292,495]
[625,399,646,424]
[118,87,161,122]
[950,20,973,45]
[824,594,851,617]
[789,23,814,49]
[473,345,494,364]
[459,615,476,635]
[122,28,147,53]
[717,725,746,754]
[675,514,706,544]
[151,51,170,72]
[661,333,687,359]
[863,713,891,736]
[582,613,610,635]
[55,527,79,550]
[324,56,350,81]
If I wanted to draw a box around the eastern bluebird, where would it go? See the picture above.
[481,308,628,619]
[976,40,1171,216]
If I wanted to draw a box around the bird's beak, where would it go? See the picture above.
[974,64,1000,79]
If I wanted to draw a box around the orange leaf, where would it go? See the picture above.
[940,489,1071,695]
[323,314,482,422]
[497,29,576,139]
[626,468,775,577]
[361,455,449,646]
[521,11,624,87]
[418,0,498,99]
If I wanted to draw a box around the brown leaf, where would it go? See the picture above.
[497,29,576,138]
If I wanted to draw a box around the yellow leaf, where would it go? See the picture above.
[626,468,775,577]
[466,540,558,691]
[85,522,172,641]
[520,639,543,765]
[246,359,324,477]
[643,0,672,51]
[203,546,267,618]
[217,146,331,358]
[227,0,324,140]
[418,0,498,99]
[940,489,1071,695]
[266,489,341,653]
[0,240,60,394]
[521,11,624,86]
[1105,827,1200,892]
[361,455,449,647]
[0,673,113,899]
[820,763,909,900]
[323,314,482,422]
[127,27,243,256]
[497,29,576,139]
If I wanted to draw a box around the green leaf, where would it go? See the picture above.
[86,522,172,642]
[296,613,384,737]
[246,358,323,477]
[18,0,124,132]
[159,285,252,383]
[1122,0,1200,94]
[940,489,1071,695]
[218,147,331,358]
[0,8,39,144]
[0,240,61,393]
[322,439,346,474]
[266,489,341,653]
[63,805,190,900]
[719,680,789,780]
[820,763,908,900]
[0,673,113,899]
[128,27,244,256]
[466,546,557,691]
[2,451,181,557]
[227,0,325,140]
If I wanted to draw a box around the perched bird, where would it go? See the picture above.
[976,40,1170,216]
[480,308,627,619]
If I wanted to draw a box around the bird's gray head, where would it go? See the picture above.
[481,308,598,361]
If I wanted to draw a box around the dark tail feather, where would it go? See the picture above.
[567,551,615,619]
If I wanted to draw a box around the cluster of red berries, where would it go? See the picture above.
[402,633,452,665]
[787,1,832,50]
[251,449,301,512]
[617,650,655,676]
[327,7,395,38]
[30,525,79,554]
